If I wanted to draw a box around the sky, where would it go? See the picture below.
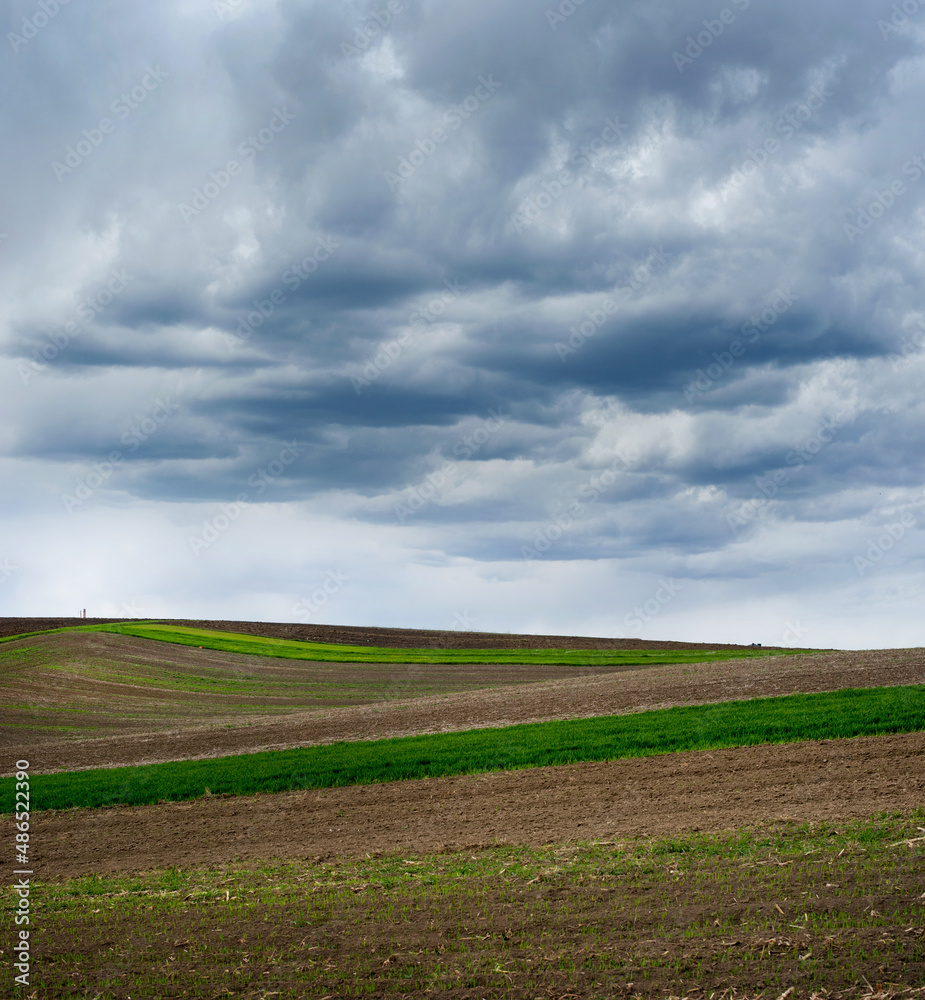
[2,0,924,648]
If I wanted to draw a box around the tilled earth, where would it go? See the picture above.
[3,620,923,997]
[4,629,677,757]
[26,731,925,880]
[0,617,150,640]
[0,615,795,649]
[26,824,925,1000]
[160,618,795,650]
[13,646,925,774]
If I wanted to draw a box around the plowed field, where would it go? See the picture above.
[8,642,922,774]
[3,619,923,998]
[0,615,794,649]
[2,629,802,766]
[30,731,925,880]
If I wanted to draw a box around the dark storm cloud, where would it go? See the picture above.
[3,0,925,637]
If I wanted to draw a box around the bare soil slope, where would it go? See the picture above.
[10,636,925,773]
[7,618,921,998]
[1,629,719,757]
[0,616,150,639]
[8,642,923,774]
[0,615,798,649]
[26,731,925,880]
[160,617,800,650]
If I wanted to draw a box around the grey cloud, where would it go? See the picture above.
[2,0,925,643]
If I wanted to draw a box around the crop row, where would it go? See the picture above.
[79,622,811,666]
[3,683,923,813]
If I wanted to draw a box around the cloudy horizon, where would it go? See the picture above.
[2,0,925,649]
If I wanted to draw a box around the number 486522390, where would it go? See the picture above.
[14,760,29,864]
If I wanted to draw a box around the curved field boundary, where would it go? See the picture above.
[5,683,923,813]
[3,615,804,649]
[0,624,155,645]
[84,622,810,666]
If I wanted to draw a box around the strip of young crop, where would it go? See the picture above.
[81,622,811,666]
[4,683,923,814]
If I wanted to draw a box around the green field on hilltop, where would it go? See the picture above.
[5,683,922,813]
[66,621,809,666]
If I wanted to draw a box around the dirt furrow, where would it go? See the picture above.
[17,647,924,774]
[23,731,925,879]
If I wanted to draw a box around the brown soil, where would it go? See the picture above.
[28,814,925,1000]
[3,629,673,754]
[161,618,805,650]
[0,617,150,639]
[23,731,925,880]
[14,647,924,775]
[5,623,921,997]
[0,615,803,649]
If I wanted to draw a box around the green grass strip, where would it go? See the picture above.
[80,622,810,666]
[4,684,923,813]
